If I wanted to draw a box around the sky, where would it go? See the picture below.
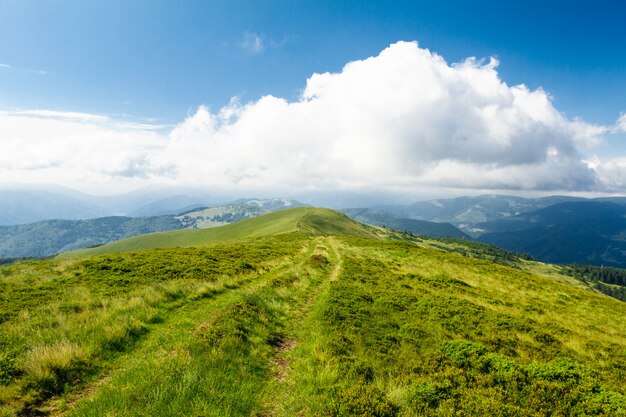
[0,0,625,199]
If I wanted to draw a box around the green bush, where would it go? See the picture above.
[330,384,398,417]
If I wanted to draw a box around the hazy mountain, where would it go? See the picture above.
[478,202,626,267]
[475,201,626,234]
[0,190,110,225]
[0,186,226,223]
[376,195,585,233]
[343,208,470,239]
[0,216,185,257]
[0,198,304,258]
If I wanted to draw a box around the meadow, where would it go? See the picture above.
[0,208,625,416]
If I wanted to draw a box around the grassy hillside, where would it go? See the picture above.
[1,209,626,416]
[58,207,377,258]
[0,216,185,258]
[0,199,305,259]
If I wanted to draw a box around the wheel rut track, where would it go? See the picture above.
[54,240,318,417]
[261,237,344,416]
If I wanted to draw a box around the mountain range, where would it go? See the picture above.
[0,186,224,225]
[477,201,626,267]
[342,208,469,239]
[0,198,304,258]
[376,196,626,268]
[4,188,626,268]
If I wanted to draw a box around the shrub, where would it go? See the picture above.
[330,384,399,417]
[406,381,453,411]
[440,340,488,370]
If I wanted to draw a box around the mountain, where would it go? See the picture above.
[0,190,110,225]
[478,202,626,267]
[0,198,304,258]
[176,198,305,228]
[58,207,377,258]
[2,207,625,416]
[0,216,185,258]
[342,208,470,239]
[476,201,626,234]
[0,185,228,223]
[376,195,585,233]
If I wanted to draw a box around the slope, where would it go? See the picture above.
[375,195,584,227]
[343,208,470,239]
[57,207,378,258]
[0,198,304,259]
[476,201,626,234]
[1,232,625,416]
[0,216,185,258]
[478,202,626,267]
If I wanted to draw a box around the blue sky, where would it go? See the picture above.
[1,0,624,124]
[0,1,625,196]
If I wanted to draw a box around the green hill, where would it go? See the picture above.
[58,207,378,258]
[0,198,305,259]
[1,208,625,416]
[0,216,185,258]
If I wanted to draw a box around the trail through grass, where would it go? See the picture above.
[64,238,337,416]
[2,231,626,416]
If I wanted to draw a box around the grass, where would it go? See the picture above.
[58,207,377,258]
[1,209,625,416]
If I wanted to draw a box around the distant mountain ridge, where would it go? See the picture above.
[0,186,224,225]
[0,198,303,258]
[342,208,470,239]
[375,195,586,232]
[373,195,626,268]
[478,201,626,267]
[0,190,111,225]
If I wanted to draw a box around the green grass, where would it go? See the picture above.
[1,210,625,416]
[58,207,377,258]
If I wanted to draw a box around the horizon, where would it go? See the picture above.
[1,1,625,199]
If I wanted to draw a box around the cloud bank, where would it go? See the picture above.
[0,41,623,195]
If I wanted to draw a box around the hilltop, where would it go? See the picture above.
[58,207,378,258]
[1,207,625,416]
[0,199,303,259]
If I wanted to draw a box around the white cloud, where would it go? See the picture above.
[3,109,109,123]
[152,41,607,193]
[0,41,621,196]
[616,113,626,133]
[0,110,168,192]
[0,64,9,69]
[240,32,265,54]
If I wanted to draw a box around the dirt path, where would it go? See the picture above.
[57,241,318,416]
[261,237,344,416]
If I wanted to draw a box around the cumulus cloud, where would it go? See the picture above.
[0,41,621,195]
[152,41,607,192]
